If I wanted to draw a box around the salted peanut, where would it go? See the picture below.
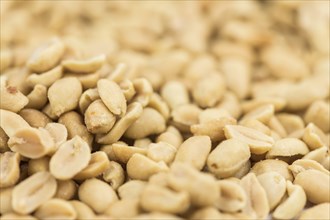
[19,109,52,128]
[273,181,306,219]
[241,97,286,113]
[84,99,116,134]
[240,119,271,135]
[191,116,237,142]
[42,104,59,120]
[26,66,63,88]
[118,180,147,200]
[156,126,183,149]
[304,100,330,133]
[27,37,65,73]
[25,84,48,109]
[240,173,269,219]
[217,92,242,119]
[0,49,13,72]
[97,79,126,116]
[44,123,67,150]
[257,172,286,210]
[55,180,77,200]
[0,213,37,220]
[294,169,330,204]
[58,111,93,147]
[48,77,82,117]
[299,203,330,220]
[198,108,232,123]
[277,113,305,135]
[74,151,109,180]
[109,143,147,164]
[303,147,330,170]
[134,138,152,149]
[62,54,106,73]
[267,116,287,138]
[0,128,9,153]
[104,199,140,218]
[0,152,20,188]
[34,198,76,220]
[125,108,166,139]
[207,139,250,178]
[8,127,55,159]
[50,136,91,180]
[224,125,274,154]
[0,187,13,214]
[103,161,125,190]
[0,81,28,112]
[147,142,177,165]
[79,88,100,114]
[27,157,50,175]
[131,78,153,107]
[215,180,247,213]
[251,159,293,181]
[168,162,219,207]
[78,178,118,213]
[148,93,170,120]
[266,138,309,161]
[69,200,95,220]
[12,171,57,214]
[160,81,189,110]
[303,123,328,150]
[127,154,168,180]
[171,104,201,132]
[241,104,274,124]
[119,79,136,102]
[289,159,329,178]
[192,73,225,108]
[174,136,211,170]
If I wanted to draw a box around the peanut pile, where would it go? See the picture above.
[0,1,329,220]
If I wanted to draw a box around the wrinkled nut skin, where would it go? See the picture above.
[0,152,20,188]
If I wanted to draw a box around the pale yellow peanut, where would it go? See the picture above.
[156,126,183,149]
[34,198,77,220]
[127,154,168,180]
[303,123,328,150]
[171,104,201,133]
[273,181,306,220]
[0,81,28,112]
[84,99,116,134]
[207,139,250,178]
[104,199,140,218]
[8,127,54,159]
[134,138,152,149]
[289,159,330,177]
[217,92,242,119]
[79,88,100,114]
[65,71,100,90]
[119,79,136,102]
[251,159,293,181]
[190,207,252,220]
[78,178,118,213]
[160,81,189,110]
[299,203,330,220]
[97,78,126,116]
[147,142,177,165]
[303,147,330,170]
[0,128,9,153]
[0,49,13,72]
[48,77,82,117]
[267,116,287,138]
[26,66,63,88]
[58,111,93,147]
[240,104,275,124]
[125,107,166,139]
[224,125,274,154]
[0,187,13,214]
[294,169,330,204]
[277,113,305,135]
[140,184,190,214]
[62,54,106,73]
[149,172,169,187]
[118,180,147,200]
[27,157,50,176]
[198,108,232,123]
[54,180,77,200]
[26,84,48,109]
[44,122,68,151]
[140,69,164,92]
[4,68,30,95]
[132,78,153,107]
[69,200,95,220]
[266,138,309,160]
[147,93,170,120]
[234,160,252,179]
[19,109,52,128]
[107,63,127,83]
[50,136,91,180]
[304,100,329,133]
[241,97,286,113]
[240,118,271,136]
[107,143,147,164]
[74,151,109,180]
[0,213,37,220]
[42,104,59,120]
[103,161,125,190]
[133,213,183,220]
[27,37,65,73]
[0,152,20,188]
[12,171,57,214]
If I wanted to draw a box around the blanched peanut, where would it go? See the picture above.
[289,159,330,177]
[134,138,152,149]
[133,213,183,220]
[12,171,57,214]
[118,180,147,200]
[0,81,28,112]
[198,108,231,123]
[140,184,190,214]
[160,81,189,110]
[241,97,286,113]
[207,139,250,178]
[79,88,100,114]
[8,127,55,159]
[74,151,109,180]
[127,154,168,180]
[240,118,271,136]
[84,99,116,134]
[44,122,68,150]
[294,169,330,204]
[0,128,9,153]
[0,213,37,220]
[58,111,93,147]
[97,79,126,116]
[168,162,219,207]
[62,54,106,73]
[175,136,211,170]
[19,109,52,128]
[266,138,309,161]
[125,107,166,139]
[104,199,140,218]
[147,93,170,120]
[217,92,242,119]
[171,104,201,133]
[241,104,275,124]
[257,172,286,210]
[65,71,100,90]
[251,159,293,181]
[34,198,77,220]
[156,126,183,149]
[50,136,91,180]
[48,77,82,117]
[103,161,125,190]
[304,100,329,133]
[132,78,153,107]
[303,147,330,170]
[267,116,287,138]
[303,123,328,150]
[69,200,95,220]
[26,66,63,88]
[0,49,13,72]
[234,160,251,179]
[55,180,77,200]
[119,79,136,101]
[147,142,177,165]
[277,113,305,135]
[299,203,330,220]
[27,37,65,73]
[0,187,13,214]
[26,84,48,109]
[0,152,20,188]
[42,103,59,120]
[107,143,147,164]
[28,157,50,175]
[78,178,118,213]
[273,181,306,219]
